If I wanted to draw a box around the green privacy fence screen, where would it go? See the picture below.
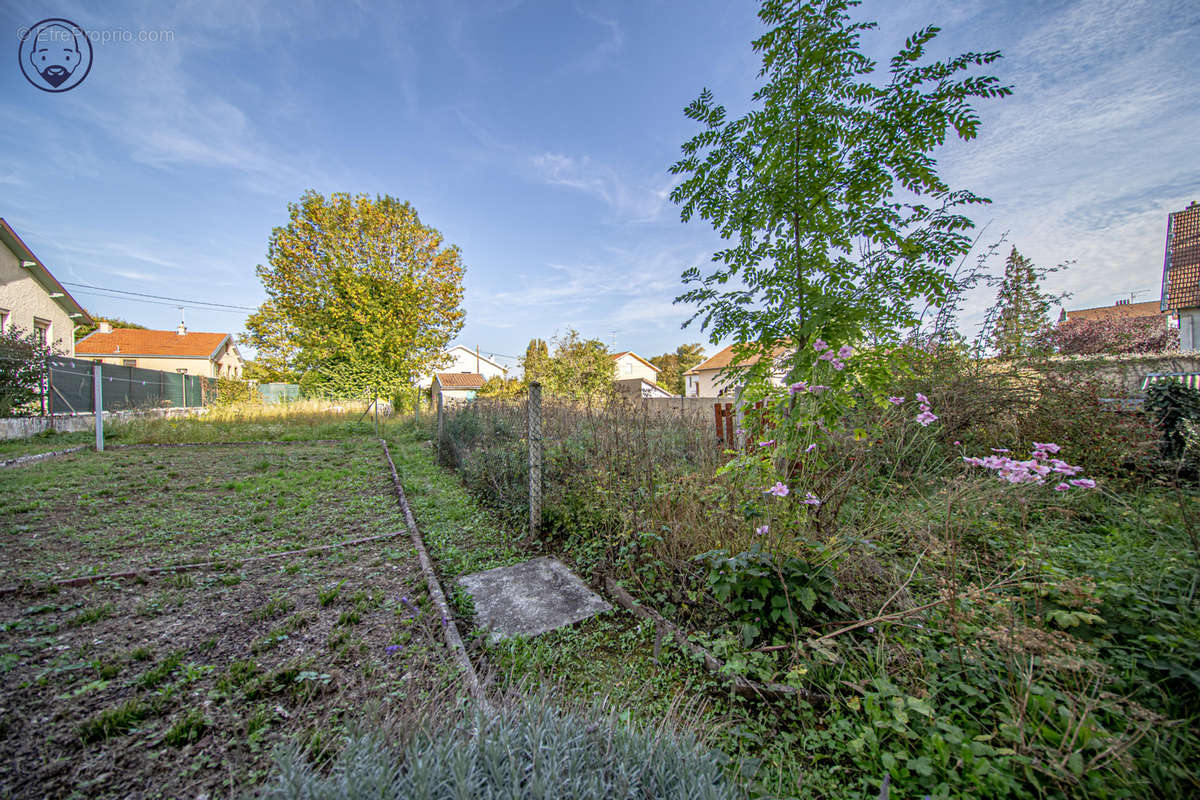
[46,356,215,414]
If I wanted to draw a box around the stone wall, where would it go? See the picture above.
[0,406,206,441]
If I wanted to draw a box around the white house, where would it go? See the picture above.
[419,345,508,388]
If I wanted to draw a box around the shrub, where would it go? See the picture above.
[260,695,742,800]
[1145,381,1200,460]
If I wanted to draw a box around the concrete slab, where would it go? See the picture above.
[457,557,611,641]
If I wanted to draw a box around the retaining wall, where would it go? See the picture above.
[0,407,207,441]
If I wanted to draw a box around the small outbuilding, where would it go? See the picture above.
[432,371,485,405]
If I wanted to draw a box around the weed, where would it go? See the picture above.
[65,602,116,628]
[137,650,184,690]
[253,595,295,621]
[318,581,344,607]
[163,709,208,747]
[79,698,153,743]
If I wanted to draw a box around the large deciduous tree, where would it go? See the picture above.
[244,191,465,398]
[541,329,612,402]
[670,0,1010,392]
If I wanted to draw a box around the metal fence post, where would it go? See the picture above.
[93,363,104,452]
[528,381,542,538]
[436,391,444,461]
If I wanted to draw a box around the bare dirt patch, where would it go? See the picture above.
[0,441,461,799]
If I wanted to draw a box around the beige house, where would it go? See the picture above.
[0,218,92,355]
[432,371,484,405]
[684,344,789,398]
[76,323,243,377]
[419,345,508,388]
[611,351,660,382]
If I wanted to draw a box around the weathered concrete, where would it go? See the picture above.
[457,557,611,641]
[0,406,206,441]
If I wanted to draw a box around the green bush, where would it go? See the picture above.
[1145,381,1200,459]
[260,696,742,800]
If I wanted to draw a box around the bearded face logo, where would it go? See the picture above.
[18,19,92,92]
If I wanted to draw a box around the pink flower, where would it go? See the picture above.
[915,392,929,405]
[953,440,961,446]
[812,339,828,352]
[915,410,938,426]
[789,381,808,395]
[991,448,1010,453]
[1069,478,1097,489]
[1050,460,1082,475]
[804,443,818,453]
[888,396,905,405]
[755,524,769,536]
[818,350,836,361]
[803,492,821,506]
[758,439,775,448]
[831,359,845,370]
[1054,483,1070,492]
[765,482,790,497]
[1032,442,1061,454]
[808,385,828,394]
[837,345,853,358]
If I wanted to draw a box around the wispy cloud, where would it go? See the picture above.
[528,151,675,222]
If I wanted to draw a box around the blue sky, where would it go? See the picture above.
[2,0,1197,371]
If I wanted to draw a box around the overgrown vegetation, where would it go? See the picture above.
[435,353,1200,797]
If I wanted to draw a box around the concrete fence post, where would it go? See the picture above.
[527,381,543,538]
[93,363,104,452]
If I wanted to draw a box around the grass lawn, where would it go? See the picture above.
[0,436,461,799]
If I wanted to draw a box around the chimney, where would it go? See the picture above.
[98,321,113,334]
[177,322,187,335]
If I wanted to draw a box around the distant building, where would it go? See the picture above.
[610,351,660,382]
[684,344,789,398]
[0,218,92,356]
[76,323,243,377]
[1059,300,1175,326]
[418,345,507,389]
[1161,201,1200,350]
[432,371,484,405]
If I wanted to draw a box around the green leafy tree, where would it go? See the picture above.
[244,191,465,398]
[75,315,146,340]
[477,375,525,400]
[670,0,1010,394]
[542,329,612,402]
[650,343,706,395]
[985,247,1058,359]
[521,338,551,384]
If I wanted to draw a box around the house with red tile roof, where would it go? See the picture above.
[432,371,485,405]
[683,343,790,397]
[75,322,243,377]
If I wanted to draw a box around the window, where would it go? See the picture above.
[176,368,188,374]
[122,359,137,367]
[623,362,633,375]
[0,309,8,331]
[33,318,50,347]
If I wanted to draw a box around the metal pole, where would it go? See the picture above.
[435,391,444,462]
[93,363,104,452]
[528,381,542,538]
[373,393,379,437]
[182,372,187,408]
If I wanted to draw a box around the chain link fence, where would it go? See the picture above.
[435,390,724,574]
